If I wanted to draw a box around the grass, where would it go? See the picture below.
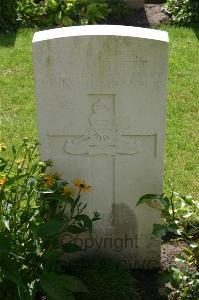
[0,29,37,148]
[161,26,199,196]
[0,26,198,196]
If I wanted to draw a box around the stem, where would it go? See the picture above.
[25,144,37,174]
[170,188,175,221]
[6,144,24,180]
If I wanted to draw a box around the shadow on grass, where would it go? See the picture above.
[192,26,199,40]
[0,31,17,47]
[0,0,18,46]
[191,0,199,39]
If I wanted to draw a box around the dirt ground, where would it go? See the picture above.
[108,1,170,28]
[145,4,170,27]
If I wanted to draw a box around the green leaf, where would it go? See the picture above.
[67,225,86,234]
[48,0,58,10]
[0,235,10,254]
[40,272,87,300]
[76,214,92,238]
[40,273,75,300]
[160,269,174,285]
[0,257,24,287]
[190,242,198,249]
[36,219,66,237]
[92,211,101,221]
[54,11,62,25]
[175,255,186,264]
[167,223,181,235]
[20,211,33,225]
[182,211,193,218]
[42,249,63,260]
[171,267,182,287]
[152,224,167,237]
[62,15,73,26]
[17,286,32,300]
[12,145,17,156]
[136,194,163,206]
[2,219,10,231]
[178,193,193,205]
[0,157,7,171]
[5,174,27,185]
[60,274,88,293]
[62,243,83,253]
[161,196,170,209]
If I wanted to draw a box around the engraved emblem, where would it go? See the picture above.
[64,96,140,155]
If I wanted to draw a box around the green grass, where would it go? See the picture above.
[0,29,37,148]
[161,26,199,196]
[0,26,198,196]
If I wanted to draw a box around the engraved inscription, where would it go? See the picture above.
[88,61,147,86]
[62,59,149,87]
[64,95,141,155]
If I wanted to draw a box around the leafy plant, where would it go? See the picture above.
[17,0,49,28]
[52,0,110,26]
[137,192,199,240]
[161,248,199,299]
[0,140,100,299]
[16,0,132,29]
[164,0,199,26]
[17,0,110,28]
[137,191,199,299]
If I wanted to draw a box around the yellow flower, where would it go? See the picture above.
[43,174,55,188]
[0,178,6,189]
[0,144,6,151]
[61,185,74,197]
[73,179,92,193]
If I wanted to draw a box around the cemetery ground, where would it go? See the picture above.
[0,26,198,299]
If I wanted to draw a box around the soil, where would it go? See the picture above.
[161,241,186,271]
[145,4,170,27]
[108,1,170,28]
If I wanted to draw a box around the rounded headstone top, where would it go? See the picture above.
[33,25,169,44]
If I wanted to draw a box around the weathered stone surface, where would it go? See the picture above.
[32,25,169,268]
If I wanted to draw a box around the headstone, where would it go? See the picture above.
[32,25,169,268]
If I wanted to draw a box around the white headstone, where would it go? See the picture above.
[33,25,169,268]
